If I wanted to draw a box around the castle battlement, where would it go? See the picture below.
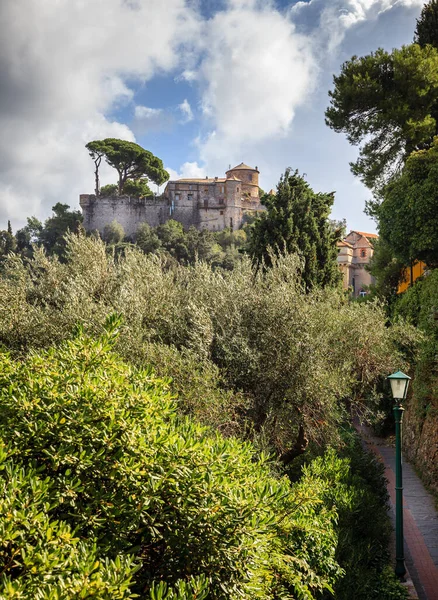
[80,163,265,237]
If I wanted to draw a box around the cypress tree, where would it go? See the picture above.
[247,169,342,291]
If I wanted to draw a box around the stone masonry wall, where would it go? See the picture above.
[80,194,170,238]
[80,179,265,237]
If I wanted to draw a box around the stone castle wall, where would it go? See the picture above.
[80,195,169,237]
[80,164,264,237]
[81,181,264,237]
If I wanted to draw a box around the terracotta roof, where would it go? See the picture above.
[226,175,242,181]
[172,178,227,183]
[226,162,258,172]
[351,230,378,239]
[337,241,353,248]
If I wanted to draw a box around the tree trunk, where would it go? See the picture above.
[279,424,309,465]
[94,156,101,196]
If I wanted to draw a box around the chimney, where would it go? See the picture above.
[215,176,218,181]
[255,166,258,171]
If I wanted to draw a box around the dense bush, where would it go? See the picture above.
[0,233,417,456]
[0,319,345,599]
[133,220,243,269]
[0,233,414,598]
[311,436,407,600]
[393,269,438,410]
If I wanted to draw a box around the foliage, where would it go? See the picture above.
[0,233,417,457]
[393,269,438,410]
[103,220,125,245]
[15,216,44,257]
[136,222,162,254]
[100,183,119,196]
[86,139,169,195]
[0,443,137,599]
[14,204,83,260]
[325,44,438,191]
[312,435,408,600]
[38,203,83,257]
[123,178,154,198]
[365,238,405,310]
[134,220,241,269]
[415,0,438,48]
[247,169,341,291]
[0,320,345,599]
[378,138,438,267]
[0,221,16,260]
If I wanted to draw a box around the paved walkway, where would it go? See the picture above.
[356,422,438,600]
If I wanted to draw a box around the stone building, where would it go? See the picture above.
[337,230,378,296]
[80,162,265,238]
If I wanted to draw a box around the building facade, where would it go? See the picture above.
[337,230,378,296]
[80,162,265,237]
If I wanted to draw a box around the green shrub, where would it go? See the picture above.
[308,435,407,600]
[103,220,125,244]
[394,269,438,409]
[0,444,137,599]
[0,233,418,456]
[0,318,343,599]
[123,179,153,198]
[100,184,119,196]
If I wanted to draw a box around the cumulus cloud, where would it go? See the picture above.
[165,161,206,181]
[290,0,425,52]
[133,105,175,134]
[197,1,317,161]
[0,0,426,231]
[135,106,163,119]
[0,0,200,226]
[178,99,194,123]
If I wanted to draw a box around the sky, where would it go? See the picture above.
[0,0,428,232]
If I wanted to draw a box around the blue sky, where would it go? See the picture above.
[0,0,427,232]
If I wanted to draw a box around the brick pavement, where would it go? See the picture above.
[356,423,438,600]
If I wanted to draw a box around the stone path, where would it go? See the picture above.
[356,422,438,600]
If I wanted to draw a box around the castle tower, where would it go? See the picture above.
[226,163,259,198]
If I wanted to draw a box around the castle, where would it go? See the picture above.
[337,230,377,296]
[80,162,265,237]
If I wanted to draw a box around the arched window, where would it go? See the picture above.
[360,249,367,258]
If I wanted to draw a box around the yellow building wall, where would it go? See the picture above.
[397,261,427,294]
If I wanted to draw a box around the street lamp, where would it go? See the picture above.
[387,370,411,578]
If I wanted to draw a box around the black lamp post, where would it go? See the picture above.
[387,370,411,578]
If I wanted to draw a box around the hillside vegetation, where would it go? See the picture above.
[0,234,415,598]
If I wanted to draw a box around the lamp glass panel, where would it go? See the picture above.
[390,378,409,399]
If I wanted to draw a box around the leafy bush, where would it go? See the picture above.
[123,178,153,198]
[394,269,438,410]
[0,319,344,599]
[0,443,137,599]
[0,233,418,455]
[103,220,125,244]
[309,436,407,600]
[100,183,119,196]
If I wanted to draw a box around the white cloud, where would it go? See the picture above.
[195,1,317,169]
[0,0,426,233]
[290,0,425,52]
[0,0,200,226]
[178,99,194,123]
[134,106,163,119]
[178,70,198,82]
[166,161,206,181]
